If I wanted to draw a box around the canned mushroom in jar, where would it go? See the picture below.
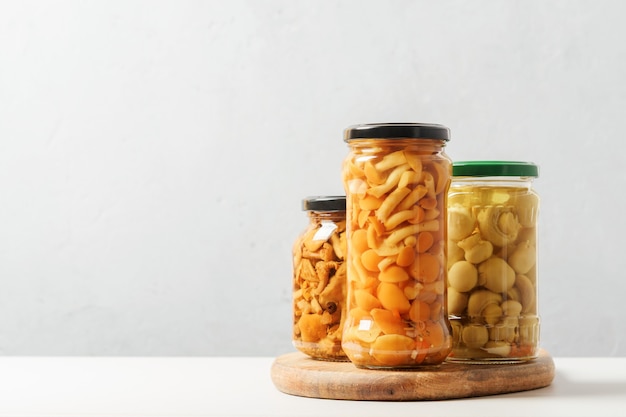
[341,123,453,369]
[447,161,540,362]
[292,196,348,361]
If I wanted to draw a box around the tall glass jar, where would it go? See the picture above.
[292,196,348,361]
[446,161,540,362]
[341,123,453,369]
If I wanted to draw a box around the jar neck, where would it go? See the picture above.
[451,176,534,189]
[347,138,447,154]
[308,211,346,222]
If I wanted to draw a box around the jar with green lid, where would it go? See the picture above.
[447,161,540,362]
[292,196,348,361]
[340,123,453,369]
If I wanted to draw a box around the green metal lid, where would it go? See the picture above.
[453,161,539,178]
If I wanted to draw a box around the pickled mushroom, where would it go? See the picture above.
[447,287,468,316]
[515,274,536,314]
[318,270,346,307]
[482,303,503,325]
[298,314,327,343]
[514,193,539,228]
[448,261,478,292]
[489,322,516,344]
[499,316,519,343]
[378,265,410,283]
[448,205,476,241]
[477,206,521,247]
[506,287,521,302]
[478,257,516,293]
[371,308,407,335]
[500,300,523,317]
[447,240,465,267]
[457,233,494,264]
[377,282,411,313]
[508,240,536,274]
[484,341,511,357]
[354,289,382,311]
[517,227,537,246]
[462,326,489,349]
[450,321,462,345]
[371,334,415,366]
[467,289,502,317]
[355,320,382,343]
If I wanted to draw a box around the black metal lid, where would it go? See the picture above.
[344,123,450,142]
[302,196,346,211]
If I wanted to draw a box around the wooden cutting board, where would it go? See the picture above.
[271,349,555,401]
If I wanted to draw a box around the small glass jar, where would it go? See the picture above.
[341,123,453,369]
[447,161,540,363]
[292,196,348,361]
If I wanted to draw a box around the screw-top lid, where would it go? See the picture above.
[302,196,346,211]
[344,123,450,142]
[453,161,539,178]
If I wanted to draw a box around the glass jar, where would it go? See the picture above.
[340,123,453,369]
[292,196,348,361]
[447,161,540,362]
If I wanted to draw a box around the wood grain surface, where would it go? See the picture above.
[271,349,555,401]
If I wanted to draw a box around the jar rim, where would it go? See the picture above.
[302,196,346,211]
[453,161,539,178]
[343,123,450,142]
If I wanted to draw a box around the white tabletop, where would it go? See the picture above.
[0,355,624,417]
